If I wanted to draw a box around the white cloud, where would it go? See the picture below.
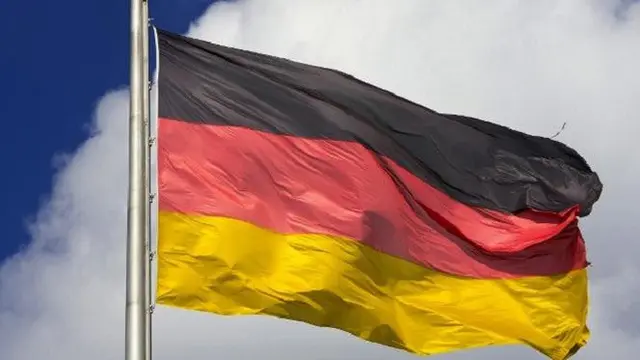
[1,0,639,359]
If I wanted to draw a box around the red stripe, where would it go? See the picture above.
[158,117,586,279]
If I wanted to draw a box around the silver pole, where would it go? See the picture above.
[125,0,148,358]
[141,1,153,359]
[141,1,152,359]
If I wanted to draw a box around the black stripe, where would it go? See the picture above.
[156,29,602,216]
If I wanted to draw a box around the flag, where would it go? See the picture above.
[154,29,602,359]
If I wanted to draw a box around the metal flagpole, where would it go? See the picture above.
[141,1,153,359]
[125,0,148,358]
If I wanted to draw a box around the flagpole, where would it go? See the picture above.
[141,1,152,360]
[125,0,148,358]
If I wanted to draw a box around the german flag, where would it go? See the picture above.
[155,29,602,359]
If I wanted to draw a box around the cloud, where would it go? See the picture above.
[1,0,639,359]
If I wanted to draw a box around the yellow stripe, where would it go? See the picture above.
[157,211,589,359]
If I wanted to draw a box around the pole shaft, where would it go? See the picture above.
[125,0,148,359]
[141,1,152,359]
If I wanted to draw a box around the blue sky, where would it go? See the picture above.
[0,0,213,260]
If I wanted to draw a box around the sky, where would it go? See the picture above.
[0,0,639,359]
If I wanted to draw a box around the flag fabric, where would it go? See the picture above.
[155,29,602,359]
